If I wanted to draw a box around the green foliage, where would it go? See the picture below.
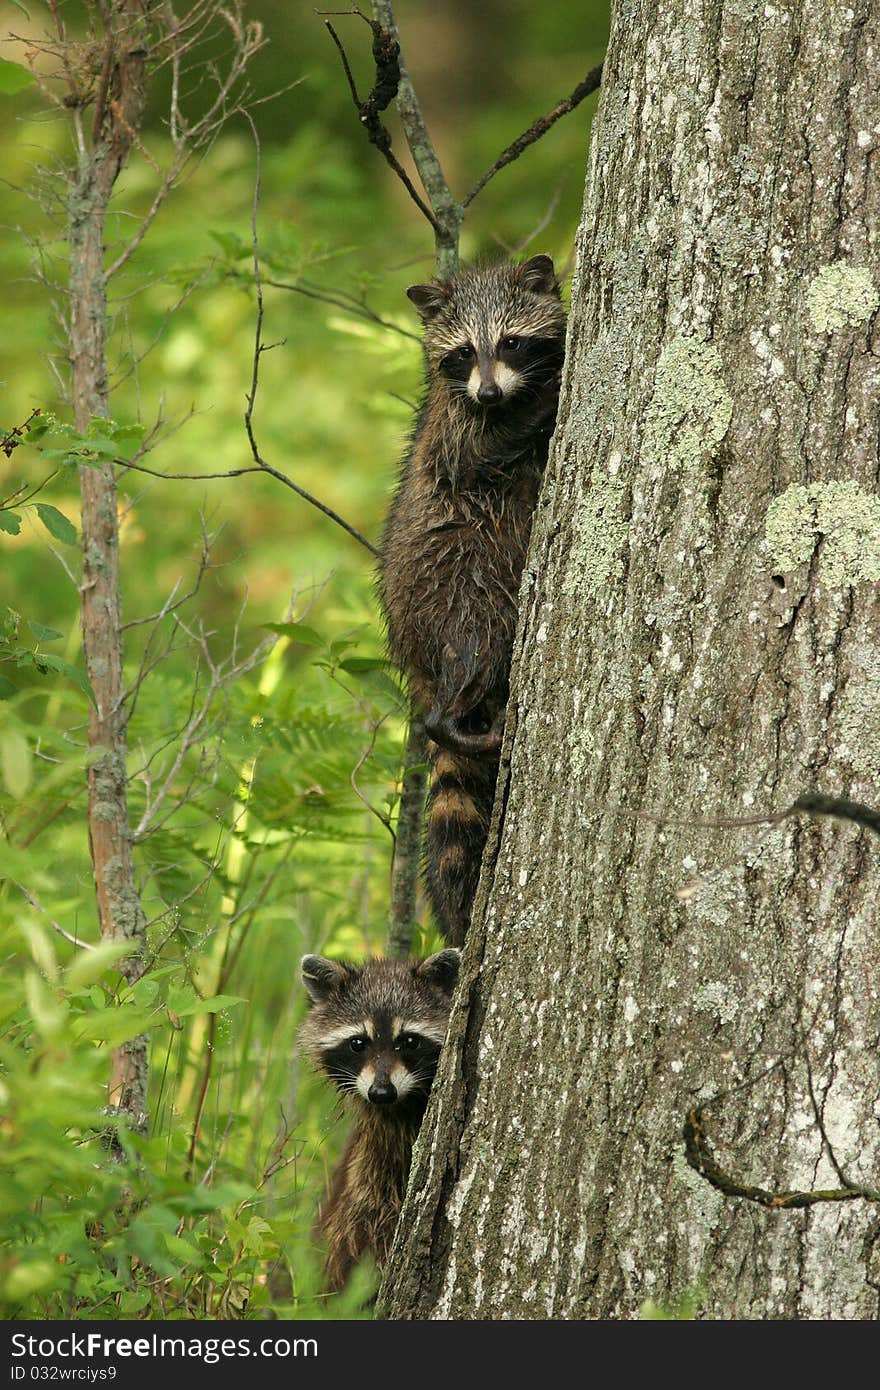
[0,607,94,708]
[641,1287,705,1320]
[0,59,33,95]
[0,617,400,1318]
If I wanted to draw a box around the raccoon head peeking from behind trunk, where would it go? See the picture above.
[406,253,565,417]
[301,950,461,1113]
[301,950,461,1293]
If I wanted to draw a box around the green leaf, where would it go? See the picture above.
[25,971,66,1040]
[66,939,132,990]
[338,656,390,673]
[26,412,52,440]
[28,620,63,642]
[0,60,34,95]
[109,422,146,460]
[2,1262,58,1303]
[1,727,32,797]
[0,511,22,535]
[26,650,96,705]
[36,503,78,545]
[0,675,17,699]
[262,621,324,647]
[55,660,96,707]
[72,1004,156,1045]
[209,230,248,260]
[167,991,247,1018]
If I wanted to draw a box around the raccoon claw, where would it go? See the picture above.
[425,707,505,757]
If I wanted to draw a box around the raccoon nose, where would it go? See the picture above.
[368,1079,397,1105]
[477,382,502,405]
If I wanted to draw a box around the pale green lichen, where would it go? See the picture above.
[641,337,733,473]
[692,981,739,1026]
[686,868,745,929]
[564,468,628,600]
[806,262,879,333]
[765,481,880,587]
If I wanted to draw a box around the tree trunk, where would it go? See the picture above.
[69,6,149,1131]
[380,0,880,1320]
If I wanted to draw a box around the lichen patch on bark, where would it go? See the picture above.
[640,337,733,475]
[806,262,879,333]
[765,481,880,586]
[564,464,628,600]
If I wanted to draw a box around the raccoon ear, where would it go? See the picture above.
[518,254,559,296]
[414,948,461,994]
[301,954,350,1004]
[406,282,448,321]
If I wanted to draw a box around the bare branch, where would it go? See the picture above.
[684,1104,880,1209]
[368,0,461,275]
[636,791,880,841]
[462,63,604,209]
[112,454,373,556]
[386,712,427,959]
[13,880,95,951]
[322,13,440,231]
[238,115,381,558]
[350,713,394,835]
[261,275,420,341]
[493,178,566,257]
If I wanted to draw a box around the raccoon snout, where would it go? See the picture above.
[368,1078,398,1105]
[477,381,502,405]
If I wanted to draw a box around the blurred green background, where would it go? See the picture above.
[0,0,608,1319]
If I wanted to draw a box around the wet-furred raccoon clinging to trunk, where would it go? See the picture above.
[300,949,460,1293]
[378,255,566,945]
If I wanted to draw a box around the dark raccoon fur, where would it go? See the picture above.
[300,949,460,1293]
[378,255,566,944]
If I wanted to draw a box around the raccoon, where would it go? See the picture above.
[300,949,460,1293]
[378,255,567,944]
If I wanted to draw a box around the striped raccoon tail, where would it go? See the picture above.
[424,745,499,946]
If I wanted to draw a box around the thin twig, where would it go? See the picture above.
[238,114,381,558]
[369,0,461,274]
[114,456,379,557]
[636,792,880,840]
[321,10,439,230]
[386,712,427,959]
[13,880,95,950]
[261,275,420,341]
[684,1105,880,1208]
[462,63,604,209]
[350,713,394,834]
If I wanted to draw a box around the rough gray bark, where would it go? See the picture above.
[380,0,880,1320]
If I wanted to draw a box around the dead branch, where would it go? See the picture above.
[113,454,379,556]
[240,115,381,558]
[260,275,420,341]
[462,63,604,208]
[13,880,96,950]
[321,10,439,231]
[367,0,461,275]
[684,1105,880,1209]
[637,791,880,841]
[386,711,428,960]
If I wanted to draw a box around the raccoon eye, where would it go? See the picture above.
[457,344,475,360]
[500,336,522,352]
[348,1036,368,1053]
[397,1034,422,1053]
